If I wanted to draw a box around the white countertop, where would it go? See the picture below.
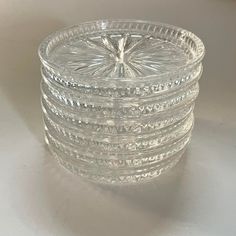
[0,0,236,235]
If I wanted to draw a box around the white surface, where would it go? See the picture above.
[0,0,236,235]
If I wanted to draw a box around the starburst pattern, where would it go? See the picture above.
[50,33,188,78]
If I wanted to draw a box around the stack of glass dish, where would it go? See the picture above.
[38,19,205,184]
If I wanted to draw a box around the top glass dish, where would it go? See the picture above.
[38,19,204,89]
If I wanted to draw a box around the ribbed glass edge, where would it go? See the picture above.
[38,19,205,85]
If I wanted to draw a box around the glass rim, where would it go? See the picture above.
[38,19,205,84]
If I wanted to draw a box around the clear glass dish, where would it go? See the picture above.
[38,19,205,184]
